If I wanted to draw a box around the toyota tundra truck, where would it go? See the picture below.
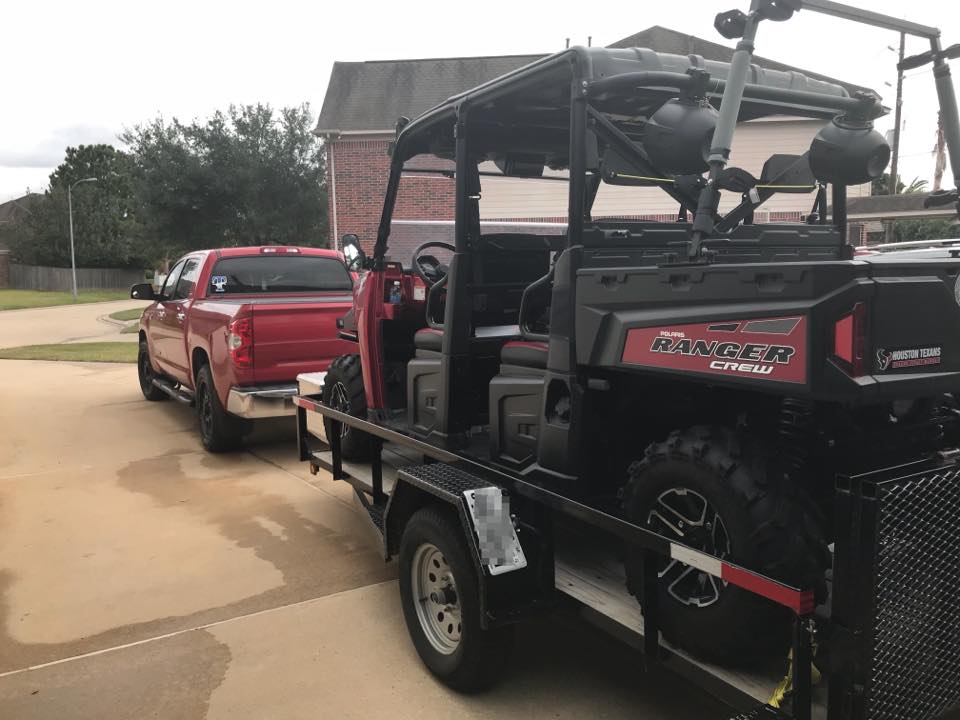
[131,246,356,451]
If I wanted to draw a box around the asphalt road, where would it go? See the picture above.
[0,299,146,349]
[0,317,731,719]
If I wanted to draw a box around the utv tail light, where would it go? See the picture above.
[833,302,868,376]
[227,317,254,367]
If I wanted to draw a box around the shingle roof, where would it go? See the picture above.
[315,55,542,134]
[0,193,39,224]
[843,193,960,219]
[315,26,868,135]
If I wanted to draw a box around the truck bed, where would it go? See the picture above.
[308,441,827,716]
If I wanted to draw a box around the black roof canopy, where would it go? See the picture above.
[392,46,877,166]
[314,26,871,136]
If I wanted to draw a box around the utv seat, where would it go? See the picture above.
[500,340,548,369]
[413,324,521,355]
[413,327,444,352]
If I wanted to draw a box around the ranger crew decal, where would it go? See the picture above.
[621,316,807,384]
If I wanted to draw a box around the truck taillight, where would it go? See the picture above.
[834,302,868,376]
[227,317,254,367]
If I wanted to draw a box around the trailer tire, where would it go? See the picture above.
[195,364,245,453]
[398,506,514,692]
[138,340,168,401]
[622,425,828,663]
[321,354,372,461]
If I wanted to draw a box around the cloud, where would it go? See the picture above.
[0,124,120,168]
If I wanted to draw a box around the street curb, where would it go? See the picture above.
[0,299,149,314]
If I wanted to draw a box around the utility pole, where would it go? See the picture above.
[67,177,98,301]
[886,32,906,242]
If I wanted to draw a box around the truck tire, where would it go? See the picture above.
[138,340,168,401]
[195,364,245,453]
[622,425,828,663]
[321,354,372,461]
[398,506,514,692]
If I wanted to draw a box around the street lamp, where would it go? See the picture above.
[67,177,98,300]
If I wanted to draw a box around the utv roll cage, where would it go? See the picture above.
[372,0,959,270]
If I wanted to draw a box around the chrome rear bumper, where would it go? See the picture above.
[226,384,299,419]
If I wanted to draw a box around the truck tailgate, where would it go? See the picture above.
[249,296,354,384]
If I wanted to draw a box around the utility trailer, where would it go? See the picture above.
[297,370,822,715]
[296,374,960,719]
[292,0,960,717]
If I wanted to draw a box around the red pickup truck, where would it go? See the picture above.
[131,246,355,452]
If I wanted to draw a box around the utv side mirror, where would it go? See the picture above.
[130,282,156,301]
[341,233,366,272]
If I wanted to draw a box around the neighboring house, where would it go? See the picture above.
[845,193,960,245]
[0,193,39,288]
[315,26,874,261]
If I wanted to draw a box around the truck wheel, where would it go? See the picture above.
[622,425,828,663]
[321,354,372,461]
[398,507,514,692]
[138,340,168,401]
[195,364,245,453]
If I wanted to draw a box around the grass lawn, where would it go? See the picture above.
[0,342,137,363]
[121,323,140,334]
[0,289,132,311]
[109,307,145,322]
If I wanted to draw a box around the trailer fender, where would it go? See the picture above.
[384,463,542,626]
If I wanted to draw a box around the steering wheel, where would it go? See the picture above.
[412,241,455,286]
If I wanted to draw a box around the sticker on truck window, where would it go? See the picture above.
[211,275,228,292]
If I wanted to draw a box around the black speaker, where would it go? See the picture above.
[809,117,891,186]
[643,98,717,176]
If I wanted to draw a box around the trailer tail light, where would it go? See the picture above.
[833,302,868,376]
[227,317,254,367]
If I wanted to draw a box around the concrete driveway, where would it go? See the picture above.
[0,355,729,719]
[0,299,148,349]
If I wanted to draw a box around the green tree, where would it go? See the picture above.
[122,103,327,263]
[15,144,145,268]
[871,173,928,195]
[891,218,960,242]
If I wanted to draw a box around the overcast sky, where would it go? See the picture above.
[2,0,958,202]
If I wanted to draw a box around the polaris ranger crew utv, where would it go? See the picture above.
[296,1,960,717]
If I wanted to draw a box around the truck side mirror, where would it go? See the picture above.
[130,282,157,301]
[341,234,366,272]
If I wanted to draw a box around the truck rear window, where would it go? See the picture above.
[209,255,352,294]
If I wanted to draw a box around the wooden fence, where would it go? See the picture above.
[9,263,145,292]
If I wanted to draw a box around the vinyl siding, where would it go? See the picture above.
[477,118,870,220]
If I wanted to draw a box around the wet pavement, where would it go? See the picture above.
[0,358,729,719]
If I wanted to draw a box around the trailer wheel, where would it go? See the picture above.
[321,354,372,461]
[622,425,828,663]
[138,340,168,401]
[398,507,514,692]
[195,364,246,453]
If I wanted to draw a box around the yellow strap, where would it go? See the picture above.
[768,646,823,708]
[611,172,675,184]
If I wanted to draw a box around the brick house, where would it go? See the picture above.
[315,26,871,262]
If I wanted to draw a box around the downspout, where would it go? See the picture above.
[326,132,341,252]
